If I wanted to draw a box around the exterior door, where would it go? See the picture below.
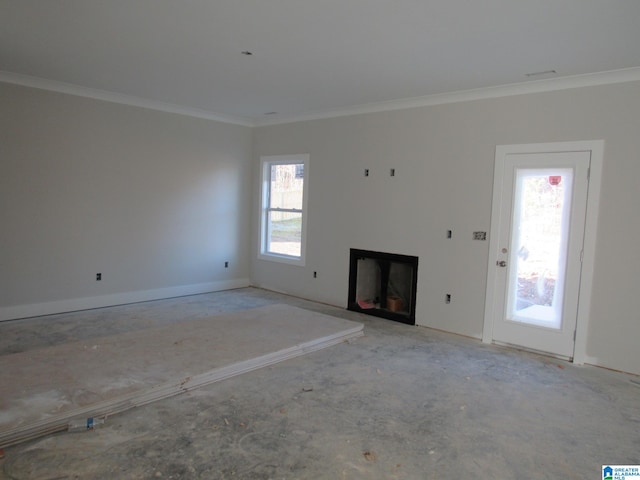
[484,145,592,359]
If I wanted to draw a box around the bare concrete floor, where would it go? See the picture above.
[1,287,639,479]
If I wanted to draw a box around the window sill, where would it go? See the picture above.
[258,252,306,267]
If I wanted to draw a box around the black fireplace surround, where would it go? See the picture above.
[347,248,418,325]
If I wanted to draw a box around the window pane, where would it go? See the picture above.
[270,164,304,209]
[267,211,302,257]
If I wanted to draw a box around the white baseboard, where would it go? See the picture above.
[0,278,251,322]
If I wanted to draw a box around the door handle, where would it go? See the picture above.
[496,260,507,267]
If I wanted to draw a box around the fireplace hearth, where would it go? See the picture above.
[347,249,418,325]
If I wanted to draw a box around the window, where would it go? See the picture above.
[259,154,309,265]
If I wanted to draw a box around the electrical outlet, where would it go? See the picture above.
[447,230,452,239]
[224,261,229,268]
[364,169,369,177]
[473,231,487,241]
[313,271,317,278]
[445,293,451,304]
[96,273,102,281]
[390,168,395,176]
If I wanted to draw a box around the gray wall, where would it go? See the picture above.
[0,83,253,317]
[252,81,640,375]
[3,78,639,375]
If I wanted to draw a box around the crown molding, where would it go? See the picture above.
[0,71,254,127]
[3,67,640,128]
[254,66,640,126]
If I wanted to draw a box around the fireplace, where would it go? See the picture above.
[347,249,418,325]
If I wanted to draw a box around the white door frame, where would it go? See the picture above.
[482,140,604,364]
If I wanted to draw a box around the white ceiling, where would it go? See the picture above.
[2,0,640,125]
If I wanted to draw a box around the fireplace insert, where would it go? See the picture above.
[347,249,418,325]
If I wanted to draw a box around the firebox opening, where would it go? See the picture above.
[348,249,418,325]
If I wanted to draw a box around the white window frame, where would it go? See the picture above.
[258,154,309,266]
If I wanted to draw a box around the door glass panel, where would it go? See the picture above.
[505,168,573,329]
